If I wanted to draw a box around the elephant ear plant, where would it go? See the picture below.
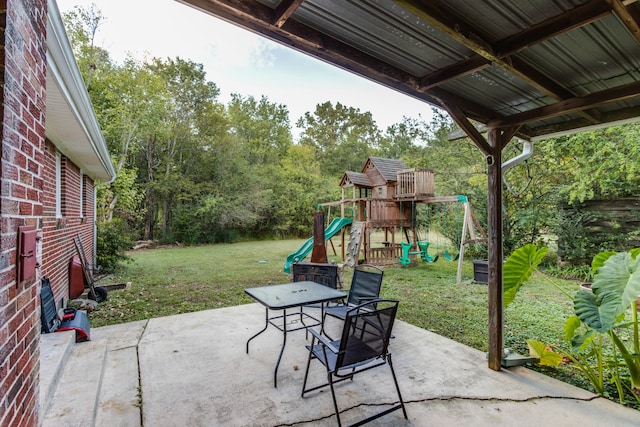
[512,246,640,404]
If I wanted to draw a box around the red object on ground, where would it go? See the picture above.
[69,255,85,299]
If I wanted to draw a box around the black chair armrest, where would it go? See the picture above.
[308,328,340,354]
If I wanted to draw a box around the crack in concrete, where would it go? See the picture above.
[405,394,601,404]
[274,394,602,426]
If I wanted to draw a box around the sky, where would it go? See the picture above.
[56,0,434,138]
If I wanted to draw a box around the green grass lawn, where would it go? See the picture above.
[93,239,634,406]
[96,239,577,354]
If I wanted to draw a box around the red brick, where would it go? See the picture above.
[20,137,33,158]
[19,202,32,216]
[2,199,19,215]
[32,177,43,191]
[3,163,19,180]
[26,158,38,174]
[12,150,26,169]
[19,169,32,185]
[21,106,34,129]
[27,128,39,147]
[26,188,37,202]
[11,183,25,198]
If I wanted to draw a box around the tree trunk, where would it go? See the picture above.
[143,136,156,240]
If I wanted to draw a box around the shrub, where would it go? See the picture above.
[97,219,133,273]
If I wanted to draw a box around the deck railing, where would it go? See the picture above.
[396,169,434,197]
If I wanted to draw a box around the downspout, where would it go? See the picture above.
[501,140,533,172]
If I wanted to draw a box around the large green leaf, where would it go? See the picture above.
[591,251,640,314]
[563,315,581,342]
[574,289,620,333]
[527,339,563,366]
[591,251,616,274]
[570,329,597,353]
[503,244,548,307]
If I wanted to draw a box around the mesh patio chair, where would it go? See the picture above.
[301,299,407,427]
[323,264,383,325]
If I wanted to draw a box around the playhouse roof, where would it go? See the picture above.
[364,157,409,182]
[340,157,410,188]
[340,171,372,188]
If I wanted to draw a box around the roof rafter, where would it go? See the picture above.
[487,80,640,128]
[493,0,612,57]
[397,0,607,123]
[419,56,491,90]
[612,0,640,43]
[273,0,305,28]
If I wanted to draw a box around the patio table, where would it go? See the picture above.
[245,281,346,387]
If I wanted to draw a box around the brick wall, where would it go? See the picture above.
[0,1,101,424]
[40,140,95,302]
[0,1,48,426]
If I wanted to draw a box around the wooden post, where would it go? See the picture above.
[440,102,520,371]
[487,129,504,370]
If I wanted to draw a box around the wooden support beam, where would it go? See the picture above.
[494,0,611,57]
[397,0,602,123]
[612,0,640,44]
[486,128,505,371]
[444,103,493,155]
[273,0,304,28]
[419,56,491,90]
[488,80,640,128]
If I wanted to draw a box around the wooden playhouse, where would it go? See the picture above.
[322,157,485,276]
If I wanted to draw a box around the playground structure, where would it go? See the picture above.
[283,217,352,274]
[316,157,487,282]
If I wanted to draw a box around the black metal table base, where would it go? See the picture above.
[246,306,323,387]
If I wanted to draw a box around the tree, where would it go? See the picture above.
[379,116,425,160]
[297,102,382,176]
[546,124,640,203]
[62,4,110,88]
[226,94,292,166]
[142,57,222,240]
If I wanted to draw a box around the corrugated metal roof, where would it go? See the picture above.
[179,0,640,142]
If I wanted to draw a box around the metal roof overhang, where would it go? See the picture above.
[176,0,640,371]
[176,0,640,144]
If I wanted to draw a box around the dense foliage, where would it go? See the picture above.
[65,6,640,270]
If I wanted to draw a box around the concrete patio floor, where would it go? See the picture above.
[40,303,640,426]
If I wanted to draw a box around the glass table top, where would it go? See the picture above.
[245,281,345,309]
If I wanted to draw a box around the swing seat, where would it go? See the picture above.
[417,241,439,263]
[443,250,460,261]
[398,242,413,265]
[421,252,439,263]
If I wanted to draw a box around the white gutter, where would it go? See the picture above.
[46,0,116,182]
[48,0,117,269]
[501,140,533,172]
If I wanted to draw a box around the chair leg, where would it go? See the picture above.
[301,340,316,397]
[327,372,342,427]
[387,354,408,420]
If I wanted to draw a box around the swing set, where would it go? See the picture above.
[398,195,487,283]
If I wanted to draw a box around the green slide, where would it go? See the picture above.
[283,217,353,273]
